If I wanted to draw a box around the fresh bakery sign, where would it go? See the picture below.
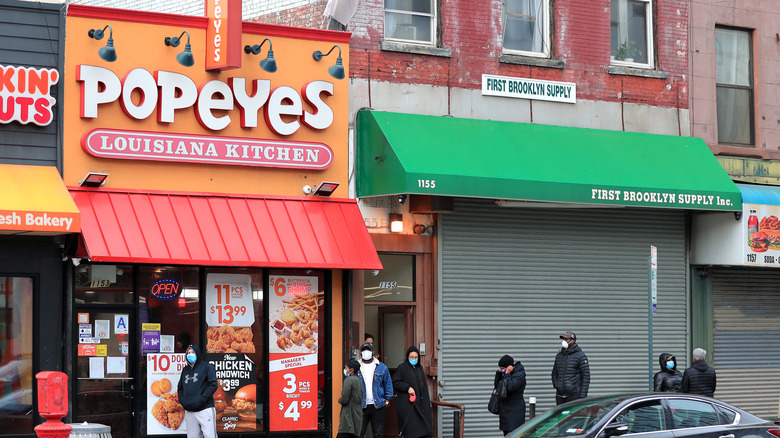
[75,65,335,169]
[0,64,58,126]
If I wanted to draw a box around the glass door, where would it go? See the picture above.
[74,309,135,438]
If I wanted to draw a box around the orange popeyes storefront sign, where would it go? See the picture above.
[63,5,350,197]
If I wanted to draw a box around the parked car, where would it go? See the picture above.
[508,393,780,438]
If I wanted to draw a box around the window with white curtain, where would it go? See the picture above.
[502,0,549,57]
[716,26,753,146]
[384,0,435,45]
[610,0,653,67]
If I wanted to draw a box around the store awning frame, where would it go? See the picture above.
[70,188,381,270]
[0,164,80,234]
[356,110,742,212]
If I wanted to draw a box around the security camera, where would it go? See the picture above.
[72,257,82,266]
[398,194,407,204]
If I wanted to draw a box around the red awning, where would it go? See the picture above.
[70,188,382,270]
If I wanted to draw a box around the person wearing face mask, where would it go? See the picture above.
[392,346,433,438]
[653,353,682,392]
[551,331,590,405]
[177,344,219,438]
[338,359,364,438]
[357,342,394,437]
[494,354,527,436]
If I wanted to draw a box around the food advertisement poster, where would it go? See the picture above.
[206,274,256,354]
[268,275,320,431]
[206,353,257,432]
[146,353,187,434]
[745,204,780,266]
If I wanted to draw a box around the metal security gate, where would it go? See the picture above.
[438,199,689,437]
[712,268,780,419]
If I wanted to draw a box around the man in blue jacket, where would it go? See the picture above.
[177,344,218,438]
[357,342,394,438]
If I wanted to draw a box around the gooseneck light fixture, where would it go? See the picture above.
[312,45,345,79]
[87,24,117,62]
[164,30,194,67]
[244,39,277,73]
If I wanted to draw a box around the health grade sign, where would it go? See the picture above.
[63,5,350,197]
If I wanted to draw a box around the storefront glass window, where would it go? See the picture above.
[364,254,414,302]
[75,264,134,304]
[0,277,33,435]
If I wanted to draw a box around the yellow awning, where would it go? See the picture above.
[0,164,80,234]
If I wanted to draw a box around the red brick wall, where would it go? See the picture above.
[258,0,690,108]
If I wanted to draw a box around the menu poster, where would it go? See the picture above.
[142,323,161,355]
[745,204,780,266]
[269,353,317,431]
[206,353,257,432]
[205,274,256,355]
[268,275,320,431]
[146,353,187,435]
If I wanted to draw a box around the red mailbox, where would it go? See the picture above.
[35,371,71,438]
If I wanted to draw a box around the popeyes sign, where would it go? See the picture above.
[76,65,336,169]
[0,64,58,126]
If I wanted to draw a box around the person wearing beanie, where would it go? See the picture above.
[392,346,434,438]
[551,331,590,405]
[337,359,364,438]
[494,354,527,436]
[356,342,394,437]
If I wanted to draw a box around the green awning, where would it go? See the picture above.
[356,110,742,211]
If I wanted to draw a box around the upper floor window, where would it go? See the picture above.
[716,26,753,146]
[610,0,653,67]
[502,0,550,57]
[384,0,435,45]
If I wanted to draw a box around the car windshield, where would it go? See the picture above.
[509,398,622,438]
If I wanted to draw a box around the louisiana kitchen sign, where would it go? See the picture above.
[64,5,350,196]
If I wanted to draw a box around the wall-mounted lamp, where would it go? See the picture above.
[389,213,403,233]
[244,39,277,73]
[79,172,108,187]
[165,30,194,67]
[312,45,345,79]
[87,24,117,62]
[303,181,339,197]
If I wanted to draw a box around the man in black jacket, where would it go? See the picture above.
[681,348,716,397]
[178,344,219,438]
[551,331,590,405]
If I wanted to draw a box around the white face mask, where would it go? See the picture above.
[361,350,373,361]
[562,340,570,349]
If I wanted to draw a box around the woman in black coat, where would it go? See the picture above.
[393,346,433,438]
[495,355,527,436]
[653,352,682,392]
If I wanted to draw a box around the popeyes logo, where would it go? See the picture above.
[0,64,58,126]
[76,65,337,169]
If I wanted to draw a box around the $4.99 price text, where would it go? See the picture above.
[279,372,312,422]
[211,284,248,324]
[278,400,314,421]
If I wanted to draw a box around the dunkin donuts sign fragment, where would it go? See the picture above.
[0,64,58,126]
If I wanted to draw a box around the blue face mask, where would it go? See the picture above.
[666,360,675,370]
[500,369,506,374]
[187,353,197,364]
[409,358,418,366]
[344,370,350,377]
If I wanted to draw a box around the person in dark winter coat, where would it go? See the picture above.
[494,355,527,436]
[681,348,716,397]
[392,346,433,438]
[338,359,364,438]
[653,353,682,392]
[177,344,219,438]
[551,331,590,405]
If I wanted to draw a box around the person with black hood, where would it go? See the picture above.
[551,331,590,405]
[393,346,433,438]
[681,348,716,397]
[338,359,364,438]
[495,354,527,436]
[177,344,219,438]
[653,353,682,392]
